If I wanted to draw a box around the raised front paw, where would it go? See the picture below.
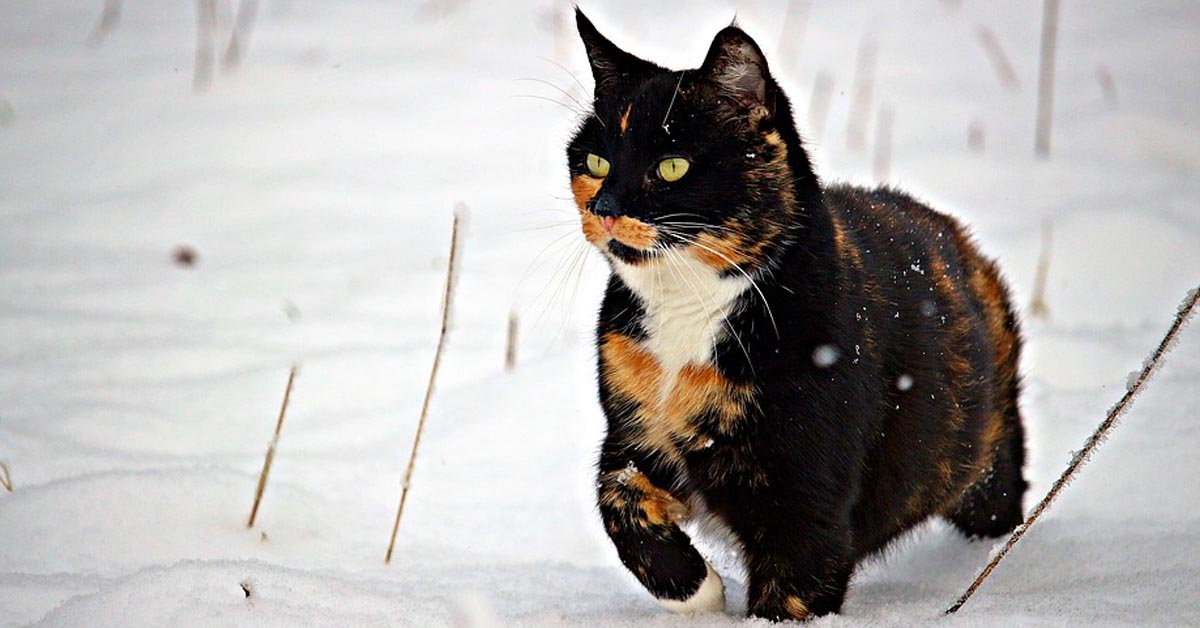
[598,464,725,614]
[656,561,726,614]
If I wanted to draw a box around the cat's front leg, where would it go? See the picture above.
[596,442,725,614]
[736,501,854,621]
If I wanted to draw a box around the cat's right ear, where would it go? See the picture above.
[575,9,654,99]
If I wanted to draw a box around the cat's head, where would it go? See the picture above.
[567,9,817,277]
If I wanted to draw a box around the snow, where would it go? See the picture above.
[813,344,841,368]
[1,0,1198,626]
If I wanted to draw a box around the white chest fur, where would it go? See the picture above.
[612,253,750,382]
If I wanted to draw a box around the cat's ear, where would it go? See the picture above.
[575,9,655,98]
[699,26,775,120]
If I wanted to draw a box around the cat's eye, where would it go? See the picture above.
[657,157,690,182]
[586,153,610,178]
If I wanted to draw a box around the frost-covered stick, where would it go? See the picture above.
[222,0,258,71]
[0,461,12,492]
[775,0,810,80]
[505,312,519,371]
[246,364,297,528]
[967,118,985,153]
[806,72,834,143]
[1034,0,1060,158]
[973,24,1020,90]
[845,34,878,153]
[385,210,464,563]
[1029,220,1053,319]
[194,0,218,92]
[1096,65,1118,108]
[946,285,1200,614]
[87,0,122,47]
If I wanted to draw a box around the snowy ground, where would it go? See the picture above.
[1,1,1198,626]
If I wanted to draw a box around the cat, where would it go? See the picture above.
[566,10,1028,622]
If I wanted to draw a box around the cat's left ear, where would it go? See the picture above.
[699,26,775,122]
[576,9,656,99]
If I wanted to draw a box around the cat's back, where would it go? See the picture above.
[822,183,1016,338]
[817,183,1024,553]
[821,182,1019,384]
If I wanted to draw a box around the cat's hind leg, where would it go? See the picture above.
[946,410,1028,538]
[597,458,725,614]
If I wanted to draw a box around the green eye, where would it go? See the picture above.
[658,157,690,182]
[586,153,610,178]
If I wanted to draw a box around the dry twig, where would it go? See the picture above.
[974,24,1020,90]
[194,0,218,92]
[0,461,12,492]
[87,0,122,46]
[222,0,259,71]
[385,209,465,563]
[968,118,985,153]
[1034,0,1060,157]
[1029,220,1053,319]
[505,312,519,371]
[845,35,878,153]
[946,285,1200,614]
[246,364,298,528]
[1096,65,1118,108]
[805,72,834,143]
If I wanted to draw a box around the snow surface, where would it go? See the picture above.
[2,1,1198,626]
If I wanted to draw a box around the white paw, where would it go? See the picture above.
[656,561,726,614]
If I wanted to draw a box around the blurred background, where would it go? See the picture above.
[1,1,1197,626]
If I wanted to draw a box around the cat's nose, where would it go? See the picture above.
[601,216,616,232]
[592,190,622,219]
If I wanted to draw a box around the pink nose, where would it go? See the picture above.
[601,216,617,232]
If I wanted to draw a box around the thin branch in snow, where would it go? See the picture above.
[194,0,218,92]
[505,312,519,371]
[805,71,834,143]
[222,0,258,71]
[386,208,466,564]
[946,284,1200,614]
[1096,65,1118,108]
[973,24,1020,91]
[246,364,298,528]
[775,0,810,79]
[845,34,878,153]
[87,0,122,47]
[0,96,13,129]
[1034,0,1060,158]
[968,117,985,153]
[1029,220,1053,319]
[0,461,12,492]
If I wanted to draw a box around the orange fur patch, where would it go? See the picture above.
[571,175,603,212]
[831,215,864,272]
[598,467,689,526]
[784,595,810,620]
[689,231,751,272]
[611,216,657,249]
[626,470,690,525]
[600,332,751,457]
[619,104,632,134]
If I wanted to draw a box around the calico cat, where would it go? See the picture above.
[566,10,1028,621]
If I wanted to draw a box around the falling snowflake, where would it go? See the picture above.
[813,344,840,368]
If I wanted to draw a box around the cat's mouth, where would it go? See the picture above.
[580,211,660,264]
